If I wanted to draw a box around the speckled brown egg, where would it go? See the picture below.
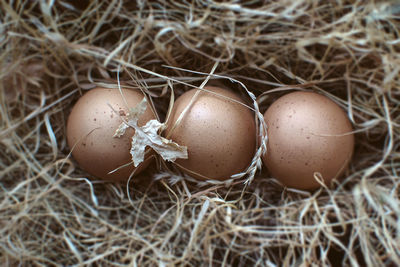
[67,87,155,182]
[165,86,256,180]
[262,91,354,190]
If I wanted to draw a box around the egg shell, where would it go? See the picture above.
[66,87,155,182]
[262,91,354,190]
[166,86,256,180]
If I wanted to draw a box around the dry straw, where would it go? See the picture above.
[1,0,399,266]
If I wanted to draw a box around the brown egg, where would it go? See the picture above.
[165,86,256,180]
[67,87,155,182]
[262,91,354,190]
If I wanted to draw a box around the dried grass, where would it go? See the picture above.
[1,0,399,266]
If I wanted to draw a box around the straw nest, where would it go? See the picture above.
[1,1,399,266]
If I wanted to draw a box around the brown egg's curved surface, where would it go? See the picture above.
[166,86,256,180]
[67,88,155,182]
[263,91,354,190]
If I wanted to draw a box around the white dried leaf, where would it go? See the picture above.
[127,97,148,124]
[113,96,148,138]
[113,96,188,167]
[113,123,129,138]
[130,119,188,167]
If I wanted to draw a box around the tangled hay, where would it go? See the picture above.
[1,0,399,266]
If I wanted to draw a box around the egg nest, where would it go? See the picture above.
[1,1,399,266]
